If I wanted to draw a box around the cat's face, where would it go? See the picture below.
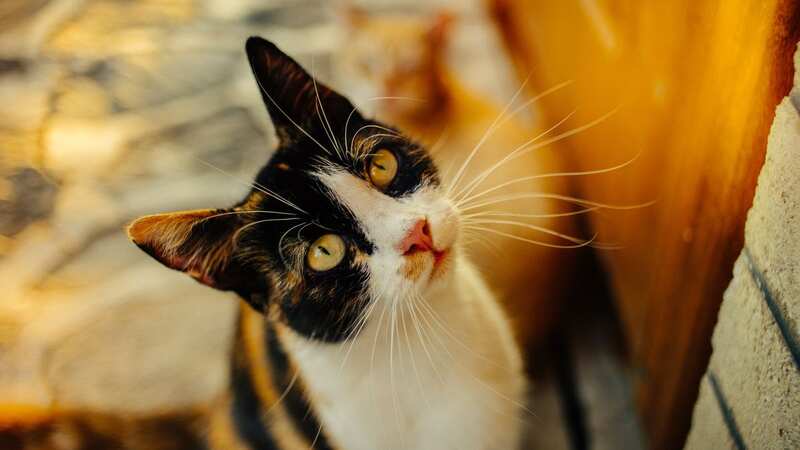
[128,38,460,342]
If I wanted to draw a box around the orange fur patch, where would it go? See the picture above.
[401,252,429,281]
[127,209,234,283]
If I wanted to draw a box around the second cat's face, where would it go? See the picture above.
[128,38,461,342]
[339,9,453,119]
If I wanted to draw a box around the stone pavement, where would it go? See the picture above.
[0,0,290,412]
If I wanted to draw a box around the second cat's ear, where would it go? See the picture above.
[427,11,456,50]
[341,3,368,29]
[245,37,362,144]
[127,209,268,309]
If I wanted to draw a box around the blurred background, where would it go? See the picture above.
[1,1,798,449]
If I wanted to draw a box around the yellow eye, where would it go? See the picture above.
[307,234,346,271]
[368,149,398,190]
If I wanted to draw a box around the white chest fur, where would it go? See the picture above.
[281,260,526,450]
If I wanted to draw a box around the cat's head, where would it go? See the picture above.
[339,7,455,120]
[128,38,460,342]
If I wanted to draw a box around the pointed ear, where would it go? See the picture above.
[127,209,255,293]
[245,37,362,143]
[427,11,456,51]
[340,3,368,29]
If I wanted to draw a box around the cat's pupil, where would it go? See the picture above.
[319,246,331,256]
[374,163,386,170]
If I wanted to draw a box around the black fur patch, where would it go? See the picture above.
[230,322,280,450]
[265,325,334,450]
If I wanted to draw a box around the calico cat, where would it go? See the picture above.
[340,9,579,348]
[92,37,519,450]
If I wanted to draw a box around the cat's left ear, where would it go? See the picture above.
[245,37,362,143]
[127,209,267,304]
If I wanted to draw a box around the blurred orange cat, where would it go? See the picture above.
[340,7,581,352]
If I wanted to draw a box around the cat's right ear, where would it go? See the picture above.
[245,37,362,144]
[127,209,269,310]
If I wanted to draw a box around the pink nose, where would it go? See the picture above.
[399,219,433,255]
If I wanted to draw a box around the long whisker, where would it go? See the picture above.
[369,297,390,387]
[459,192,656,212]
[343,97,421,158]
[232,217,302,244]
[458,152,640,206]
[295,222,313,240]
[460,208,598,220]
[192,157,308,215]
[455,108,620,204]
[199,210,298,224]
[338,281,389,372]
[264,369,300,415]
[277,221,307,264]
[464,225,597,249]
[252,70,333,157]
[388,295,404,444]
[463,218,594,244]
[451,109,576,203]
[446,75,530,197]
[343,106,359,158]
[400,302,431,407]
[350,124,401,160]
[412,295,538,423]
[427,125,451,157]
[496,79,574,130]
[365,95,427,103]
[407,293,446,385]
[311,58,343,158]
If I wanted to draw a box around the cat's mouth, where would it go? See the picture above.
[403,245,448,266]
[397,217,455,283]
[401,246,450,283]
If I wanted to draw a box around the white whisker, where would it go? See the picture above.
[459,191,656,212]
[277,221,307,264]
[452,109,576,203]
[496,79,574,130]
[459,152,640,207]
[455,108,620,205]
[446,76,531,197]
[192,156,309,215]
[252,71,334,157]
[464,225,597,249]
[463,218,593,244]
[232,217,303,244]
[311,58,343,158]
[461,208,598,220]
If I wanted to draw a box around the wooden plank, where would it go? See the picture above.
[486,0,800,448]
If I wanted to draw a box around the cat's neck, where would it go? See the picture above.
[268,256,525,450]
